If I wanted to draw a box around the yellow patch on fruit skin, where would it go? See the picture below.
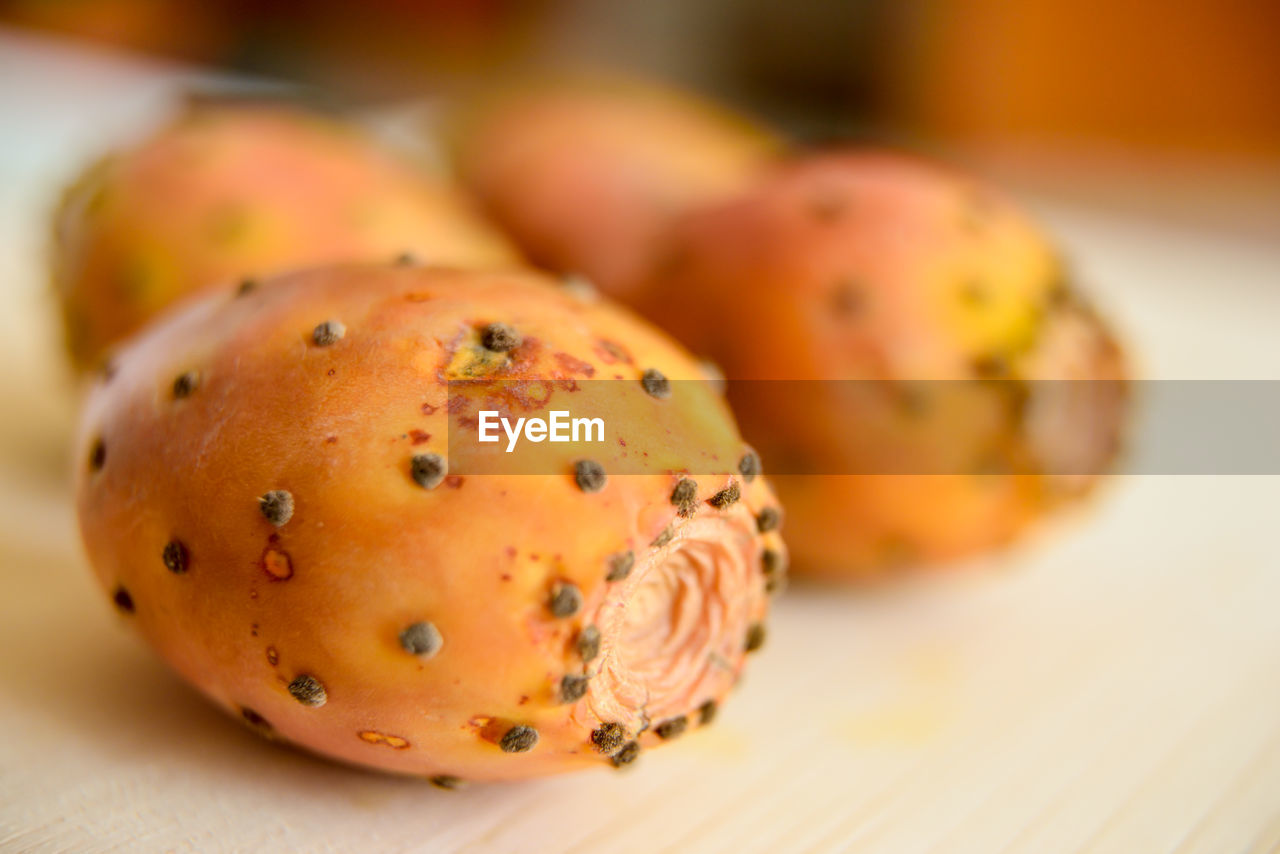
[359,730,411,749]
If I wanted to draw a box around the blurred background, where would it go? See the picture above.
[1,5,1279,851]
[3,0,1278,237]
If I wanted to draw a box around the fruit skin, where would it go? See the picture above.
[54,101,519,371]
[74,264,781,781]
[450,74,781,301]
[637,151,1127,581]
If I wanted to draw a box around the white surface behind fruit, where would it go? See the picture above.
[1,26,1279,854]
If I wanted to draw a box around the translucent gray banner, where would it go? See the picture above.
[440,380,1279,475]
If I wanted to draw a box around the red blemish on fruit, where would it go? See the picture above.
[327,369,336,377]
[444,475,464,489]
[448,395,468,414]
[505,546,517,558]
[421,402,438,415]
[358,731,410,749]
[250,623,259,637]
[261,548,293,580]
[266,646,279,665]
[555,352,596,377]
[501,573,512,581]
[409,429,431,445]
[324,436,338,444]
[594,339,633,365]
[518,695,529,705]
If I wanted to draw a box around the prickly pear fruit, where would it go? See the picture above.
[637,151,1127,581]
[450,75,780,301]
[54,101,518,370]
[75,263,781,781]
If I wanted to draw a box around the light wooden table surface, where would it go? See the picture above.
[1,29,1278,854]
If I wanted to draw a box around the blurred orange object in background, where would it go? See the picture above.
[878,0,1280,161]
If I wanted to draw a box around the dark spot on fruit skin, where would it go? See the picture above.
[745,622,767,653]
[112,586,134,613]
[960,280,989,307]
[172,371,199,398]
[738,451,761,483]
[591,723,626,754]
[655,716,688,740]
[325,435,338,444]
[971,355,1009,378]
[421,402,438,416]
[399,621,443,658]
[809,193,847,222]
[411,453,447,489]
[606,550,634,582]
[236,277,257,296]
[830,279,863,315]
[594,339,632,365]
[757,507,781,533]
[709,482,740,509]
[698,700,718,726]
[259,490,294,526]
[288,675,327,707]
[671,479,699,517]
[554,351,596,377]
[762,549,787,578]
[560,674,589,703]
[611,741,640,767]
[162,540,189,574]
[444,475,464,489]
[89,438,106,472]
[651,525,674,548]
[97,359,117,383]
[430,775,464,790]
[499,725,539,753]
[641,368,671,399]
[409,429,431,445]
[241,707,272,730]
[577,625,601,662]
[549,582,583,618]
[394,252,418,266]
[574,460,606,493]
[312,321,345,347]
[480,322,521,352]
